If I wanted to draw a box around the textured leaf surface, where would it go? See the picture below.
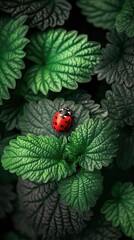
[25,29,100,95]
[77,0,124,29]
[58,169,103,212]
[115,0,134,37]
[2,134,75,183]
[116,128,134,170]
[95,30,134,87]
[67,118,118,171]
[17,178,90,239]
[0,185,16,218]
[19,98,89,137]
[68,217,122,240]
[0,16,29,104]
[0,0,72,31]
[57,89,108,119]
[101,84,134,126]
[101,182,134,239]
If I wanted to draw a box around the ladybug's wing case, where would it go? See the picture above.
[52,112,72,132]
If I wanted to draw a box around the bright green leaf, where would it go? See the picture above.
[58,169,103,212]
[0,0,72,31]
[95,29,134,87]
[67,118,118,171]
[115,0,134,37]
[101,182,134,239]
[25,29,100,95]
[19,98,89,137]
[101,84,134,127]
[77,0,124,30]
[0,16,29,104]
[18,179,89,238]
[2,134,75,183]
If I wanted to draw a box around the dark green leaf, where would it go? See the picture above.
[77,0,124,30]
[67,118,118,171]
[25,29,100,95]
[58,169,103,212]
[0,0,72,31]
[3,232,29,240]
[0,184,16,218]
[19,98,89,137]
[101,182,134,239]
[116,127,134,170]
[0,15,29,104]
[2,134,75,183]
[67,216,122,240]
[17,178,90,239]
[115,0,134,37]
[101,83,134,126]
[95,29,134,87]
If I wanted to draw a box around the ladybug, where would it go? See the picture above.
[52,107,73,132]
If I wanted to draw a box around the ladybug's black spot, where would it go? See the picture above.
[60,125,64,128]
[55,116,58,119]
[65,121,69,124]
[55,122,57,125]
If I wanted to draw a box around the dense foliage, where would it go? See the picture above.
[0,1,133,239]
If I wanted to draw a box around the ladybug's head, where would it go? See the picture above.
[59,107,72,118]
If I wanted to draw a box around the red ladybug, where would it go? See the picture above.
[52,107,73,132]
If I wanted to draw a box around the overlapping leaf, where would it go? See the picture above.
[95,30,134,87]
[58,169,103,212]
[17,179,90,239]
[0,185,16,218]
[115,0,134,37]
[77,0,124,30]
[24,29,100,95]
[101,84,134,126]
[0,0,72,31]
[57,89,108,119]
[101,182,134,239]
[19,98,89,137]
[66,118,118,171]
[2,134,75,183]
[0,16,29,104]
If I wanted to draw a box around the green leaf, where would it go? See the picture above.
[19,98,89,137]
[0,16,29,104]
[115,0,134,37]
[95,29,134,87]
[0,184,16,218]
[17,179,89,239]
[0,0,72,31]
[2,134,75,183]
[58,169,103,212]
[101,182,134,239]
[77,0,124,30]
[25,29,100,95]
[67,118,118,171]
[116,127,134,170]
[101,83,134,127]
